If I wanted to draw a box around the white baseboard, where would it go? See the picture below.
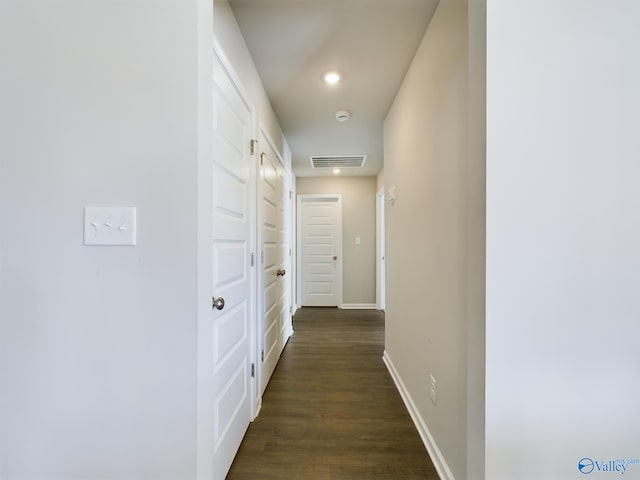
[253,396,262,421]
[383,351,456,480]
[284,325,294,341]
[341,303,378,310]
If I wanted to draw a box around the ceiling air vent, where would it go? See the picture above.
[309,155,367,169]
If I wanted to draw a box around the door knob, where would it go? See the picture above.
[276,269,286,277]
[212,296,225,310]
[333,256,337,260]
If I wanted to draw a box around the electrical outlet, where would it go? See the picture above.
[429,374,437,405]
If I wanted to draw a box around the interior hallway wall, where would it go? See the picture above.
[376,169,385,192]
[383,0,486,479]
[0,1,202,478]
[486,1,640,478]
[296,176,377,306]
[214,0,290,166]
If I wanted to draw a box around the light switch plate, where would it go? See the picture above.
[84,207,136,246]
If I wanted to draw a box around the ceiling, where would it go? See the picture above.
[228,0,439,177]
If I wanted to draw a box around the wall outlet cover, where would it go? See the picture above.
[429,374,437,405]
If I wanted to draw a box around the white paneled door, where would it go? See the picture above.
[298,196,342,307]
[201,50,255,480]
[259,133,292,395]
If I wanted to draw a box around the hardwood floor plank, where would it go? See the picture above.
[226,307,438,479]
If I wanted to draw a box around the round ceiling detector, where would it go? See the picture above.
[335,110,351,122]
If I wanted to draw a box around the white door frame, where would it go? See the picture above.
[290,181,297,315]
[376,188,386,311]
[296,194,343,308]
[280,167,294,340]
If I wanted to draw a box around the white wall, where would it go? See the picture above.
[486,1,640,479]
[466,0,486,477]
[213,0,289,166]
[383,1,485,479]
[376,169,385,192]
[0,1,201,478]
[296,176,377,306]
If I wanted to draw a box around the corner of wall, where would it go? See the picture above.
[376,169,385,192]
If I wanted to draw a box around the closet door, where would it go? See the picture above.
[198,48,256,480]
[258,133,292,394]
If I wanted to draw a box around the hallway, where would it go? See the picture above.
[227,308,438,479]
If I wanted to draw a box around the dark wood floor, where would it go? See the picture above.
[226,307,438,480]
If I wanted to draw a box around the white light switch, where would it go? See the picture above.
[355,236,361,245]
[84,207,136,246]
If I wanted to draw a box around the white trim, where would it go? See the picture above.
[259,122,287,169]
[376,188,386,311]
[212,37,254,115]
[297,194,343,308]
[255,397,262,419]
[383,351,456,480]
[196,1,215,477]
[290,182,297,315]
[255,127,265,403]
[341,303,377,310]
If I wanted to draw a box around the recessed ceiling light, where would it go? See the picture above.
[333,169,341,174]
[322,71,341,85]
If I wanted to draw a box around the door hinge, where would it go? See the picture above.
[261,349,264,362]
[260,152,265,166]
[289,190,293,199]
[251,252,255,267]
[250,139,258,156]
[289,248,292,257]
[261,251,264,264]
[251,363,255,378]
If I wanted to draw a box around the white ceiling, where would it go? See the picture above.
[229,0,439,177]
